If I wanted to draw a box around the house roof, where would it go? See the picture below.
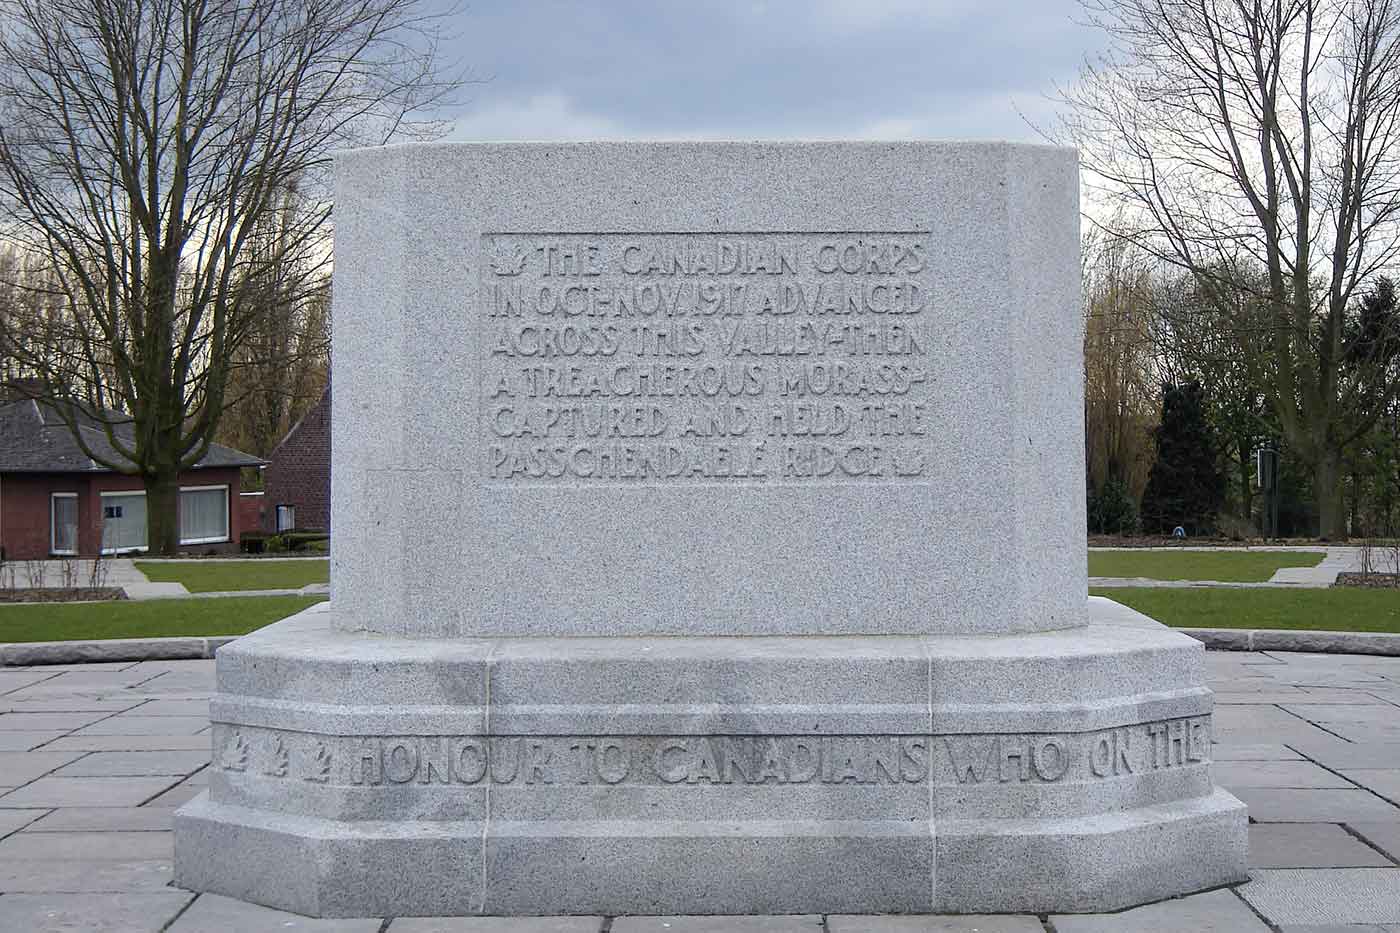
[0,399,264,473]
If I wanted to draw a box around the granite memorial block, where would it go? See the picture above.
[174,141,1248,917]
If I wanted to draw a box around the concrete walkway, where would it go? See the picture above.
[1,650,1400,930]
[1091,545,1367,589]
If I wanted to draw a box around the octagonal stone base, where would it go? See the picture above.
[174,598,1248,917]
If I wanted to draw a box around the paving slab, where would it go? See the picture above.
[0,698,143,713]
[0,749,85,784]
[0,776,179,807]
[0,829,171,860]
[1231,787,1400,822]
[1047,889,1270,931]
[611,918,824,932]
[0,890,193,932]
[1239,868,1400,925]
[388,920,606,932]
[70,715,210,736]
[1348,822,1400,861]
[130,699,209,716]
[0,671,58,693]
[0,806,48,836]
[167,892,382,931]
[143,782,201,807]
[0,730,69,750]
[1276,925,1400,932]
[53,750,209,777]
[1215,760,1354,788]
[41,733,212,752]
[0,857,173,892]
[828,916,1045,931]
[1339,770,1400,802]
[25,806,174,832]
[1212,743,1305,761]
[1248,823,1393,868]
[0,710,116,731]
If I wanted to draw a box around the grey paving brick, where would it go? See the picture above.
[0,671,57,694]
[167,892,382,931]
[1285,704,1400,724]
[128,699,208,717]
[0,830,171,860]
[0,730,68,750]
[0,711,115,731]
[53,750,208,777]
[25,806,173,833]
[1249,823,1393,868]
[1232,788,1400,822]
[0,891,193,932]
[828,916,1045,931]
[0,807,48,836]
[1239,868,1400,925]
[0,858,173,893]
[1215,760,1354,788]
[1277,925,1396,932]
[1290,737,1400,770]
[1341,770,1400,802]
[42,733,212,752]
[1048,888,1270,931]
[0,698,142,714]
[0,750,85,785]
[143,782,201,807]
[71,715,209,736]
[1213,743,1306,760]
[611,918,824,933]
[388,920,605,932]
[0,776,178,807]
[1348,822,1400,861]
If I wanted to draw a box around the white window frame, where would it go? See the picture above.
[99,489,148,555]
[50,492,79,556]
[179,484,231,546]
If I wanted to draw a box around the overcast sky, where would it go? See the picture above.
[443,1,1103,142]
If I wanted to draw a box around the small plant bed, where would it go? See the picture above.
[0,594,327,643]
[1336,573,1400,589]
[0,587,126,604]
[135,558,328,593]
[1088,549,1324,582]
[1092,587,1400,633]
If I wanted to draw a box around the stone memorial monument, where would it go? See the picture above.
[175,141,1248,917]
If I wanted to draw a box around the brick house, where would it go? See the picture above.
[262,385,330,533]
[0,398,263,559]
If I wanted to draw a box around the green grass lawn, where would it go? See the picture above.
[0,594,326,643]
[1088,550,1324,582]
[135,559,328,593]
[1092,587,1400,633]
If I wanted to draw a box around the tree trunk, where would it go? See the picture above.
[145,468,181,556]
[1315,451,1348,541]
[1237,439,1254,525]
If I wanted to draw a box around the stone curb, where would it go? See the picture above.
[0,635,240,666]
[3,627,1397,666]
[1181,627,1400,656]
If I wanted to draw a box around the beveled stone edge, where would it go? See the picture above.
[8,624,1394,668]
[0,635,239,666]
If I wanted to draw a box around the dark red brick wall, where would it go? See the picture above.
[263,387,330,533]
[238,492,266,536]
[0,467,244,559]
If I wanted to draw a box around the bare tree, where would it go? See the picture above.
[0,0,460,553]
[1065,0,1400,538]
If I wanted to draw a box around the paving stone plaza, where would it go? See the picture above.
[0,648,1398,931]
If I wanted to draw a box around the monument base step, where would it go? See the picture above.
[176,789,1244,917]
[173,598,1248,916]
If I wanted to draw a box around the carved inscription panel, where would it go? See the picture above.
[217,717,1210,788]
[480,233,936,483]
